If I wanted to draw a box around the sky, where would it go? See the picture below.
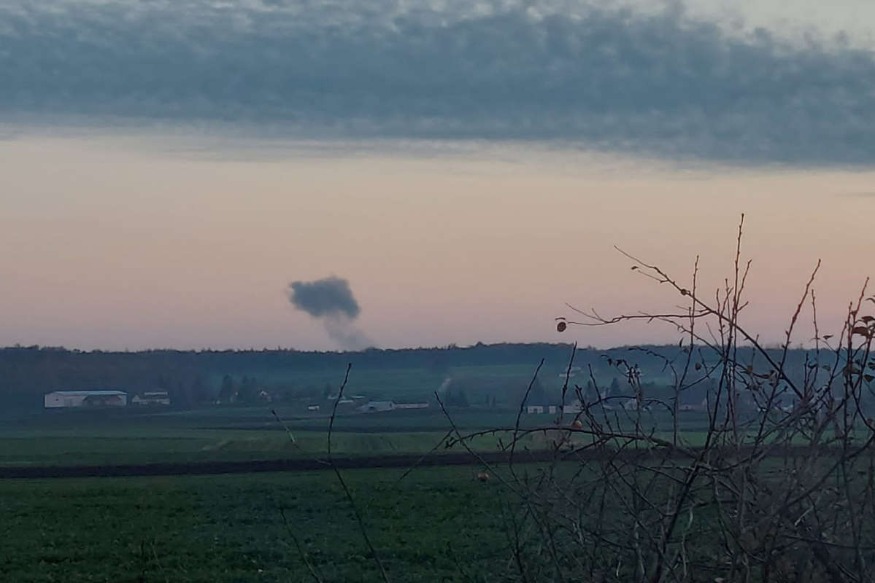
[2,0,875,351]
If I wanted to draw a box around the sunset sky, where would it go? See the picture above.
[2,0,875,351]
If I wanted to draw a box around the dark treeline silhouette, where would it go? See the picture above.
[0,342,816,413]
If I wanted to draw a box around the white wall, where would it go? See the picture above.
[44,393,87,408]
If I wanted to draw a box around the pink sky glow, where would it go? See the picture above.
[2,137,874,351]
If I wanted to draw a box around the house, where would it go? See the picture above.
[131,391,171,407]
[44,390,128,409]
[526,405,545,414]
[307,404,320,412]
[394,402,429,410]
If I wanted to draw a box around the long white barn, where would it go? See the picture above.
[44,390,128,409]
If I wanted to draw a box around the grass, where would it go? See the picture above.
[0,404,860,582]
[0,406,725,467]
[0,429,449,467]
[0,467,515,582]
[0,459,815,582]
[0,405,555,467]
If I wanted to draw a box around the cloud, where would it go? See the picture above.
[2,0,875,165]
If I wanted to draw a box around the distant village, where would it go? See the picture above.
[42,388,431,415]
[44,382,800,418]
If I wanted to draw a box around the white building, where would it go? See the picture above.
[527,403,584,414]
[561,401,585,414]
[358,400,396,413]
[44,390,128,409]
[131,391,171,406]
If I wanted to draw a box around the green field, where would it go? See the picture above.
[0,403,736,581]
[0,467,515,582]
[0,404,721,467]
[1,404,868,581]
[0,407,535,467]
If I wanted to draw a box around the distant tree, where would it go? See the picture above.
[609,377,621,396]
[218,375,237,403]
[278,387,298,402]
[445,388,470,408]
[170,380,193,409]
[428,352,450,377]
[236,376,260,404]
[190,376,211,403]
[585,379,598,401]
[522,377,548,406]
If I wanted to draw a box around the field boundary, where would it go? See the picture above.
[0,451,554,479]
[0,444,856,479]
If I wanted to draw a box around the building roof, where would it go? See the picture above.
[46,390,127,397]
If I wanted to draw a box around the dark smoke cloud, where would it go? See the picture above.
[288,276,373,350]
[289,277,360,319]
[322,317,373,352]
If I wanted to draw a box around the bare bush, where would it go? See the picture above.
[449,216,875,582]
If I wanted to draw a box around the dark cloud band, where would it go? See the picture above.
[2,1,874,165]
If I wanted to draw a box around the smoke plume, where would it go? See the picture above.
[288,276,373,350]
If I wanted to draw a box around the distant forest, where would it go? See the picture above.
[0,343,819,412]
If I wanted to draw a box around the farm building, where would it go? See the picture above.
[358,400,396,413]
[394,402,429,410]
[526,404,575,414]
[44,390,128,409]
[131,391,171,406]
[357,401,430,413]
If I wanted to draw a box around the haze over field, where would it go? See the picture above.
[2,0,875,350]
